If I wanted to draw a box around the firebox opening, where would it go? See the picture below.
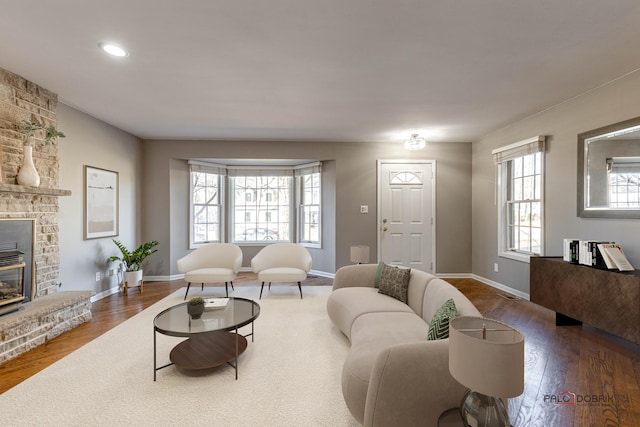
[0,219,35,316]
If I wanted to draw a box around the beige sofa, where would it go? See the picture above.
[326,264,482,427]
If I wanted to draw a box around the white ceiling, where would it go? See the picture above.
[1,1,640,144]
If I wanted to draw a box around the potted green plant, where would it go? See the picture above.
[18,119,66,187]
[187,296,205,319]
[108,240,159,291]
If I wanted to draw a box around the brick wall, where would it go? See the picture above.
[0,68,64,298]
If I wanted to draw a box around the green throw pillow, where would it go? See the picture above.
[374,261,385,288]
[427,298,459,340]
[377,264,411,303]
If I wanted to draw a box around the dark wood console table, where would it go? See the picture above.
[530,256,639,345]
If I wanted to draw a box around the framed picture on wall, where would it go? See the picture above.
[84,165,119,240]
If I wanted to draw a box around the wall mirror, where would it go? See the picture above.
[578,116,640,218]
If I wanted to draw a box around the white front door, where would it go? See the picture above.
[377,160,435,273]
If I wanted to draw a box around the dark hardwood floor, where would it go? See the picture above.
[0,274,638,427]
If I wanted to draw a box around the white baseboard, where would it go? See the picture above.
[437,273,474,279]
[471,274,530,301]
[91,286,120,302]
[310,269,334,279]
[143,274,184,282]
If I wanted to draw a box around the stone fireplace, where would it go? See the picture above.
[0,68,66,297]
[0,68,93,364]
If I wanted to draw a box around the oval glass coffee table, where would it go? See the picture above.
[153,297,260,381]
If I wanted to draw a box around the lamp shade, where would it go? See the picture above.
[449,316,524,398]
[350,245,370,264]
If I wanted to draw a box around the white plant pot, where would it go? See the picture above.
[17,145,41,187]
[123,270,143,295]
[124,270,143,285]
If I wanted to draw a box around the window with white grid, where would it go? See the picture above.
[608,158,640,208]
[297,166,321,246]
[189,161,224,246]
[189,162,322,246]
[494,136,545,262]
[231,174,292,243]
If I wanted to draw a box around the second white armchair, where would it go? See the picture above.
[251,243,312,299]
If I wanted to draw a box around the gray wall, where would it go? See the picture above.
[141,139,472,277]
[58,103,142,296]
[51,68,640,297]
[51,67,640,297]
[472,70,640,295]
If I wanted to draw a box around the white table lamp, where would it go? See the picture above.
[350,245,370,264]
[449,316,524,427]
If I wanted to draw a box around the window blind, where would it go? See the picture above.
[607,157,640,173]
[294,161,322,176]
[492,136,546,164]
[188,160,227,175]
[226,166,294,177]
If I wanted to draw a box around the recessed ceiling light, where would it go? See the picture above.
[98,42,129,57]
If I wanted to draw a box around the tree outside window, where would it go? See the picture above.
[191,171,221,244]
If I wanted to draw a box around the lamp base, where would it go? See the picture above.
[460,390,510,427]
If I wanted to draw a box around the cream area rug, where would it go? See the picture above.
[1,286,360,427]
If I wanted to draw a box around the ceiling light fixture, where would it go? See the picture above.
[98,42,129,57]
[404,134,426,150]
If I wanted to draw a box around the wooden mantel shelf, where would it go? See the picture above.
[0,183,71,197]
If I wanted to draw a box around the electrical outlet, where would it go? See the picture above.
[360,205,369,214]
[95,272,101,281]
[109,269,114,276]
[493,263,499,273]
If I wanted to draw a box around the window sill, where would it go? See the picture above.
[499,251,535,263]
[233,241,290,246]
[299,242,321,249]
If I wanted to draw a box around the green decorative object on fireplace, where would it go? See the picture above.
[21,119,65,146]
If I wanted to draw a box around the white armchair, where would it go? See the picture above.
[177,243,243,300]
[251,243,312,299]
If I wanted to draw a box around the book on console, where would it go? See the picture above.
[563,239,579,263]
[204,298,230,310]
[578,240,597,266]
[596,243,618,269]
[598,243,634,271]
